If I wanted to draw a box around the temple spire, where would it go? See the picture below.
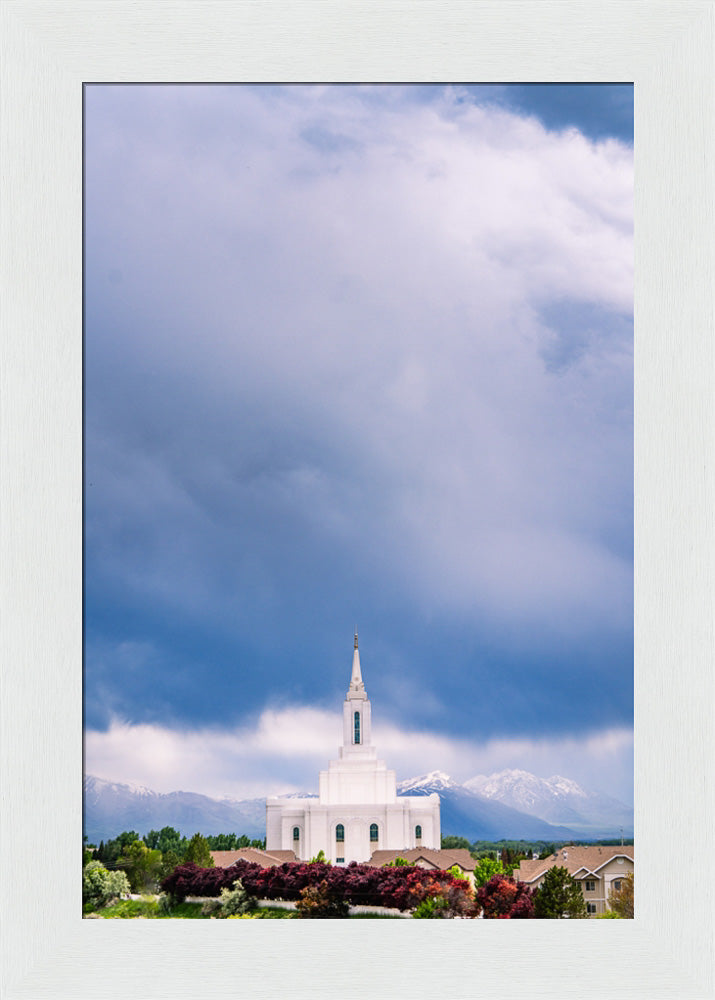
[347,628,367,700]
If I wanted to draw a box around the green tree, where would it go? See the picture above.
[97,830,141,869]
[608,872,634,918]
[473,856,505,887]
[533,866,587,919]
[160,849,181,880]
[184,832,214,868]
[117,839,163,892]
[144,826,184,856]
[441,835,471,850]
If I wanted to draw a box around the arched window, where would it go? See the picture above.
[292,827,300,841]
[354,711,361,744]
[370,823,378,843]
[335,824,345,843]
[415,825,422,840]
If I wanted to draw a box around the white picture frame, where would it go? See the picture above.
[1,2,712,998]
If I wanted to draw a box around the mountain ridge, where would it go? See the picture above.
[84,769,632,844]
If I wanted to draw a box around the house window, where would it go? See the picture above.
[336,858,344,864]
[354,711,360,744]
[336,824,344,843]
[587,903,597,914]
[613,879,621,891]
[585,880,596,892]
[292,827,300,841]
[415,825,422,840]
[370,823,378,842]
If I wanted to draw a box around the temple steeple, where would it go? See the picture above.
[347,629,367,700]
[266,628,441,863]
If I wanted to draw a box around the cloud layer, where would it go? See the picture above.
[85,711,634,804]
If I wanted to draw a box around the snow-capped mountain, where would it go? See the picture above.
[397,770,457,793]
[463,769,633,834]
[396,771,579,840]
[83,776,266,844]
[84,767,633,845]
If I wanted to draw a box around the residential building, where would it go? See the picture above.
[210,847,297,868]
[368,847,476,887]
[512,844,634,916]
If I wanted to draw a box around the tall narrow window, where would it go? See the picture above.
[370,823,378,843]
[293,827,300,841]
[336,824,344,843]
[415,825,422,840]
[354,710,360,744]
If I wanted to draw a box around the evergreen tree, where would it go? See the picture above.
[184,832,214,867]
[533,866,587,919]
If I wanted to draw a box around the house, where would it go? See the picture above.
[266,633,441,863]
[210,847,297,868]
[512,844,634,916]
[367,847,476,887]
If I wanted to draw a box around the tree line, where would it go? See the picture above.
[441,835,634,873]
[85,828,266,893]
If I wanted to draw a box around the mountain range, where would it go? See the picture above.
[84,770,633,845]
[398,770,633,840]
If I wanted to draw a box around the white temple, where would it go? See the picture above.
[266,632,441,863]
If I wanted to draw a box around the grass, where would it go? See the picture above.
[85,897,208,919]
[86,897,401,919]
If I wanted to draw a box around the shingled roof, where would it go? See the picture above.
[210,847,297,868]
[367,848,476,871]
[514,845,634,883]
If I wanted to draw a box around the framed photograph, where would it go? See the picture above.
[1,3,712,998]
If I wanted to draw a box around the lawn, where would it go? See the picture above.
[85,897,404,919]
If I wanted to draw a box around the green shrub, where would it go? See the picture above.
[157,893,175,915]
[217,879,255,918]
[201,897,224,917]
[96,897,159,919]
[412,894,449,919]
[83,861,131,909]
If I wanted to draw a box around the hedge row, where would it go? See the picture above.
[160,860,474,913]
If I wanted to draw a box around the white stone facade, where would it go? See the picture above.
[266,635,440,863]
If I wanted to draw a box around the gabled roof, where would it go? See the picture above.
[513,845,634,884]
[367,848,475,872]
[210,848,297,868]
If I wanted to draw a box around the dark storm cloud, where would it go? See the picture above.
[84,85,633,794]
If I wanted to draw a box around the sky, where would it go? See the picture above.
[84,84,633,805]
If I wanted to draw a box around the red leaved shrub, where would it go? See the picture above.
[476,874,535,918]
[160,859,476,915]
